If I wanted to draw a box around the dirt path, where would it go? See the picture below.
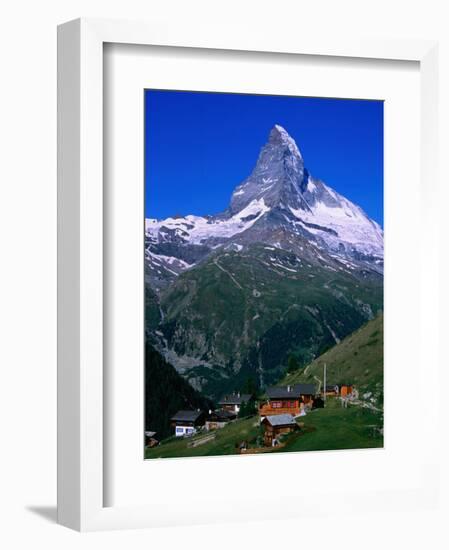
[313,375,322,393]
[350,399,383,413]
[303,362,314,376]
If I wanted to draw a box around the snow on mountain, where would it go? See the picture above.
[145,124,383,282]
[145,198,270,246]
[288,179,384,257]
[226,124,383,258]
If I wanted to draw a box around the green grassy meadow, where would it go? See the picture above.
[145,415,261,459]
[277,398,383,453]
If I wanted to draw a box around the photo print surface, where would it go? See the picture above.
[144,90,384,459]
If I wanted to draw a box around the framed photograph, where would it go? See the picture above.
[58,18,442,531]
[143,90,384,460]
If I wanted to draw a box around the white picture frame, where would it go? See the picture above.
[57,17,443,531]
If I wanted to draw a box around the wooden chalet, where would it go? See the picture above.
[218,392,252,414]
[323,384,339,397]
[262,414,298,447]
[259,383,317,417]
[339,383,354,397]
[205,409,236,431]
[171,409,206,437]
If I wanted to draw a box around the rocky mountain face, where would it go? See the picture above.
[145,125,383,399]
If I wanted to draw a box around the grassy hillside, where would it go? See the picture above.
[277,399,383,452]
[145,415,261,459]
[281,313,383,403]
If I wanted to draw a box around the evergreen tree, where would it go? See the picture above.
[287,353,301,373]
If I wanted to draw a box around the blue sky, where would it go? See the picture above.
[145,90,383,226]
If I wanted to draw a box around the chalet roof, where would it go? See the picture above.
[171,410,204,423]
[266,383,316,399]
[218,393,252,405]
[208,409,236,421]
[263,414,297,427]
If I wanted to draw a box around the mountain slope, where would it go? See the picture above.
[145,125,383,397]
[281,313,384,402]
[144,342,212,439]
[155,245,382,398]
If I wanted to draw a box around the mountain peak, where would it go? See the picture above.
[229,124,306,215]
[268,124,302,158]
[270,123,290,138]
[270,123,288,136]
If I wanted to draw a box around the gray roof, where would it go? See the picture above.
[207,409,236,421]
[171,410,204,423]
[218,393,252,405]
[266,383,316,399]
[264,414,297,427]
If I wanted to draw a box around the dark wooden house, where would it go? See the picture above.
[323,384,339,397]
[262,414,298,447]
[259,383,317,417]
[218,392,252,414]
[171,409,206,437]
[205,409,236,431]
